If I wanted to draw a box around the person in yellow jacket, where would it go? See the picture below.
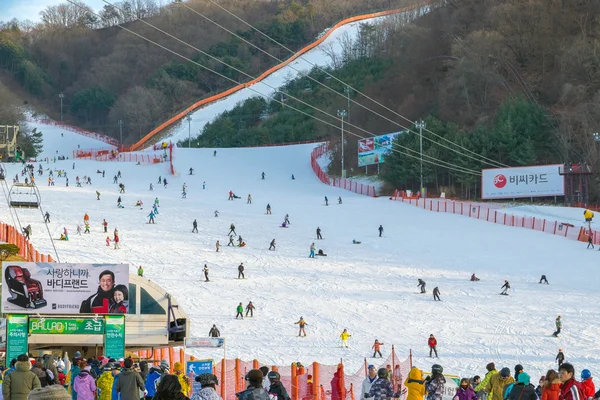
[584,209,594,222]
[96,365,115,400]
[173,362,191,397]
[404,367,426,400]
[485,367,514,400]
[475,363,498,398]
[340,329,352,348]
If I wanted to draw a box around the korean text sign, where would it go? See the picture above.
[482,165,565,199]
[2,263,129,314]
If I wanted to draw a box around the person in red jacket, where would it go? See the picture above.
[580,370,595,399]
[559,363,585,400]
[428,334,438,358]
[372,340,384,358]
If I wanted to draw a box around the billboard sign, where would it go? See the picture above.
[29,318,105,335]
[6,315,28,365]
[2,263,129,315]
[482,165,565,199]
[104,315,125,360]
[185,337,225,348]
[358,131,406,166]
[187,360,213,396]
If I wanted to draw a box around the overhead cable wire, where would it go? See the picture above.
[68,0,481,176]
[100,0,481,176]
[193,0,508,169]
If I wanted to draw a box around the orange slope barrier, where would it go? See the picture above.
[128,2,430,151]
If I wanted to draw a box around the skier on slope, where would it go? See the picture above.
[501,280,510,295]
[539,275,549,284]
[340,329,352,348]
[238,263,245,279]
[378,225,384,237]
[228,223,237,236]
[261,172,265,180]
[433,287,441,301]
[155,197,160,207]
[192,219,198,233]
[269,239,276,251]
[418,279,426,294]
[295,317,307,337]
[556,349,565,368]
[216,240,221,252]
[148,211,156,224]
[338,196,342,204]
[284,214,290,225]
[325,196,329,206]
[203,264,210,282]
[470,273,480,281]
[553,316,562,338]
[209,324,220,337]
[428,335,438,358]
[266,204,272,214]
[228,235,235,246]
[245,301,255,317]
[247,194,252,204]
[236,303,244,319]
[316,227,323,240]
[372,340,384,358]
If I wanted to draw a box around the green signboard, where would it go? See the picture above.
[104,315,125,360]
[6,315,29,366]
[29,318,105,335]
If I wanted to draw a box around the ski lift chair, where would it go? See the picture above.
[9,183,40,208]
[4,265,47,309]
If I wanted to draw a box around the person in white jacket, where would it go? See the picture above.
[362,365,379,399]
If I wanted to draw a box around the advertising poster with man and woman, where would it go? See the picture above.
[2,263,129,314]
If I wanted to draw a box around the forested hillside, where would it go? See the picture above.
[0,0,419,143]
[186,0,600,199]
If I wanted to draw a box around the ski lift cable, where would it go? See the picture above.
[94,0,481,175]
[190,0,508,168]
[70,0,481,176]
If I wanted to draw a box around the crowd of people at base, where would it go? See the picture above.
[0,353,210,400]
[360,361,600,400]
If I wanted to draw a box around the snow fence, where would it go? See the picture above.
[133,346,411,400]
[311,143,377,197]
[0,220,55,262]
[34,119,119,147]
[390,191,588,243]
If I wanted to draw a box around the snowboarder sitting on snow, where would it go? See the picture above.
[316,249,327,256]
[281,222,288,228]
[470,273,480,281]
[59,233,68,241]
[352,239,361,244]
[135,200,143,207]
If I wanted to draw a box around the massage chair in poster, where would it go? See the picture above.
[4,265,47,309]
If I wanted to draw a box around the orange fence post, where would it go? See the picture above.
[349,383,355,400]
[180,348,185,365]
[153,349,160,362]
[221,359,226,399]
[313,362,319,400]
[339,363,346,400]
[160,348,165,364]
[169,347,174,371]
[291,363,298,400]
[253,360,259,369]
[235,358,241,393]
[391,345,396,389]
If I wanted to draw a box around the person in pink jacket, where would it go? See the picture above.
[73,362,97,400]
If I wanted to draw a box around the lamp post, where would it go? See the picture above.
[59,93,64,122]
[186,113,192,148]
[118,120,123,148]
[344,86,351,122]
[415,120,427,196]
[337,109,347,178]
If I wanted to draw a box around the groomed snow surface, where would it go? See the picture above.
[1,139,599,380]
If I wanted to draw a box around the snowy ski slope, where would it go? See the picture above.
[1,130,599,379]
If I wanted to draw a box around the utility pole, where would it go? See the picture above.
[118,120,123,149]
[186,113,192,148]
[415,120,426,196]
[344,86,351,122]
[59,93,64,122]
[337,109,347,178]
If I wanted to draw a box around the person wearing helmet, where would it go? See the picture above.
[485,368,514,400]
[580,369,595,399]
[197,373,222,400]
[362,365,379,400]
[425,364,446,400]
[237,369,268,400]
[365,367,399,400]
[267,371,290,400]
